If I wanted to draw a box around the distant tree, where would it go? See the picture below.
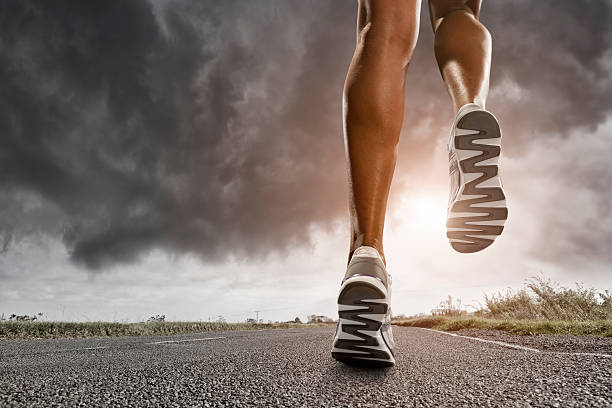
[294,317,302,324]
[246,318,257,324]
[8,313,40,321]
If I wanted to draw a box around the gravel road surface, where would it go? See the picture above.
[1,327,611,407]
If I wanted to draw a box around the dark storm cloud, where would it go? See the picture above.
[0,0,355,268]
[1,0,611,268]
[485,0,612,147]
[399,0,612,155]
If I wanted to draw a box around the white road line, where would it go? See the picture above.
[147,336,226,345]
[554,351,612,359]
[52,346,108,352]
[420,328,541,352]
[418,328,612,358]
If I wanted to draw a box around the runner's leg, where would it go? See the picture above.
[344,0,422,265]
[429,0,490,111]
[432,0,508,253]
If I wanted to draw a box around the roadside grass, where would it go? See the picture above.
[4,277,609,339]
[482,276,611,321]
[0,321,333,340]
[392,316,612,337]
[393,277,612,337]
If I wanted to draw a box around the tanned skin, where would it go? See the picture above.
[343,0,492,265]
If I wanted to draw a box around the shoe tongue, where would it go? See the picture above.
[353,246,381,260]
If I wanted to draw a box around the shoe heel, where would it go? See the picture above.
[331,277,394,367]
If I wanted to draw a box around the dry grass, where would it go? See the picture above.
[483,277,612,321]
[0,321,332,339]
[393,277,612,337]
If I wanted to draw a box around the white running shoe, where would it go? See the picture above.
[331,246,395,367]
[447,103,508,253]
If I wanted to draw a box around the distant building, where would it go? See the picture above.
[307,314,334,324]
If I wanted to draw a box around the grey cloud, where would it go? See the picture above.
[0,0,611,269]
[1,0,355,268]
[484,0,612,150]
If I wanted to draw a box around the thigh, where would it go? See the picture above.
[428,0,482,29]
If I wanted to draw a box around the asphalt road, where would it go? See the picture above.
[1,327,611,407]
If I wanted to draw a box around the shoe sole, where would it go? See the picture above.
[447,110,508,253]
[331,276,395,367]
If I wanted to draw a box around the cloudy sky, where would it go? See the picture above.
[1,0,611,323]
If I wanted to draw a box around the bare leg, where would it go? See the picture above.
[344,0,421,265]
[429,0,490,111]
[432,0,508,254]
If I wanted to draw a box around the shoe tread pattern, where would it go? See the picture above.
[332,281,393,367]
[447,110,508,253]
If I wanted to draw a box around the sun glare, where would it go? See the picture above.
[389,192,448,240]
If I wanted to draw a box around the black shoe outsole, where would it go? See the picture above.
[332,279,394,367]
[331,353,394,368]
[447,110,508,253]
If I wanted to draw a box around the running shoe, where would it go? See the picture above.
[331,246,395,367]
[447,103,508,253]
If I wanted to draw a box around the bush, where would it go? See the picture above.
[432,295,466,317]
[484,277,612,321]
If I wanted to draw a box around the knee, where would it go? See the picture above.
[430,0,478,20]
[430,0,486,32]
[359,10,419,65]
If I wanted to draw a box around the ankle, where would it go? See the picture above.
[349,244,386,266]
[455,101,484,116]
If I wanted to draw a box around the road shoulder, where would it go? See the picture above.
[426,327,612,355]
